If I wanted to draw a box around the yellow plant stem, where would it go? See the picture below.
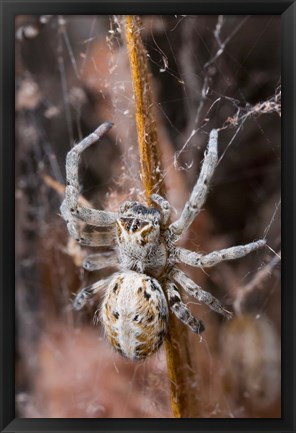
[124,15,198,418]
[124,15,163,204]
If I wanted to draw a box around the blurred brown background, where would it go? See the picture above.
[15,15,281,418]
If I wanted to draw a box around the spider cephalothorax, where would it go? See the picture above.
[116,201,167,278]
[117,202,161,249]
[61,122,266,360]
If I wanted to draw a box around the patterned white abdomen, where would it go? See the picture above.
[101,271,169,360]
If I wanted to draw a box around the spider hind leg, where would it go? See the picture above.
[170,268,233,319]
[165,281,205,334]
[73,275,115,310]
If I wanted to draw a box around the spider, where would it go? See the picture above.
[60,122,266,360]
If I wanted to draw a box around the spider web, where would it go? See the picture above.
[15,14,281,419]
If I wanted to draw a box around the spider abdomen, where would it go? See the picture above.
[101,271,168,360]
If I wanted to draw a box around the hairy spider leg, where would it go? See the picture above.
[169,268,233,319]
[60,122,117,245]
[165,280,205,333]
[174,240,266,268]
[169,129,218,239]
[83,251,119,271]
[73,275,116,310]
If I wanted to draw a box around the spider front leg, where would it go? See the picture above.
[165,280,205,333]
[60,199,85,241]
[174,240,266,268]
[61,122,117,229]
[61,200,116,246]
[150,194,171,226]
[169,129,218,239]
[169,268,232,319]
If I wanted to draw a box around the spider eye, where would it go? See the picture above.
[131,219,140,232]
[119,217,147,233]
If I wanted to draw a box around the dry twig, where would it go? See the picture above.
[124,15,201,418]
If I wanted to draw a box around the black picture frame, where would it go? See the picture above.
[1,1,295,432]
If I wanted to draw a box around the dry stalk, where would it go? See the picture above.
[124,15,164,205]
[124,15,200,418]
